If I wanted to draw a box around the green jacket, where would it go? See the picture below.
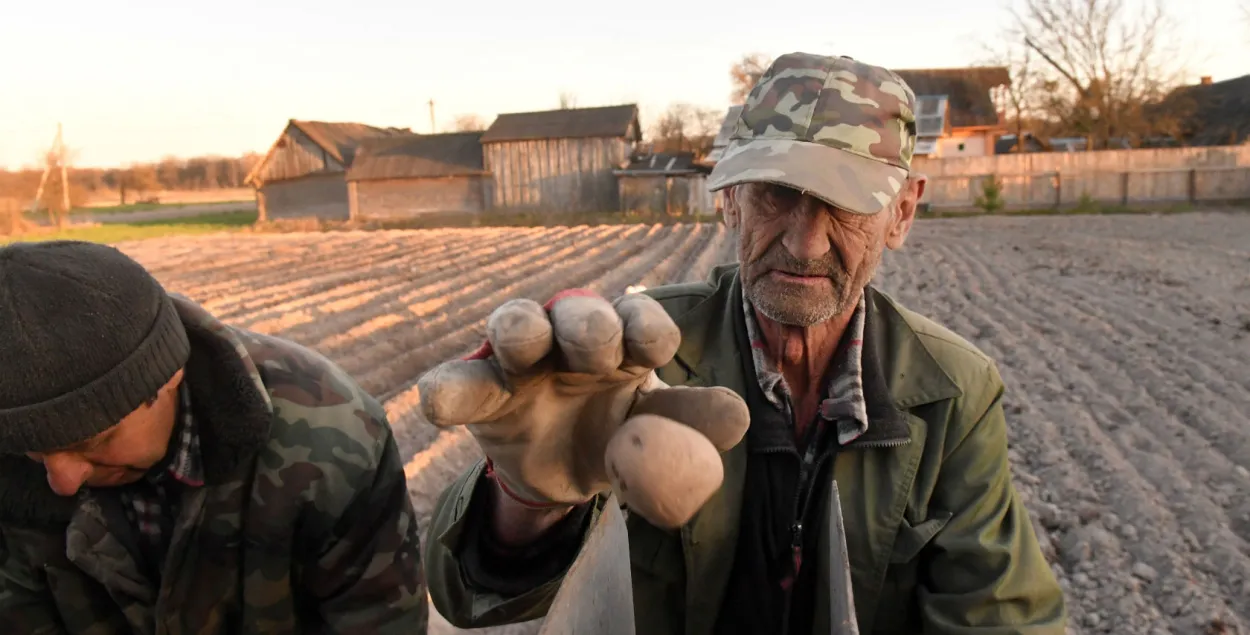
[0,295,428,634]
[425,263,1066,634]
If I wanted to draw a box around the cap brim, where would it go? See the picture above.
[706,139,909,215]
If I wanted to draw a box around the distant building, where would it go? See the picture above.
[345,132,492,218]
[480,104,642,212]
[1152,74,1250,146]
[893,67,1011,159]
[245,120,408,220]
[613,151,714,216]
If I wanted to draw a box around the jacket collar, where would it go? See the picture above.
[0,295,275,528]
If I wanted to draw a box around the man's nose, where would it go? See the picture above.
[42,454,93,497]
[782,205,832,261]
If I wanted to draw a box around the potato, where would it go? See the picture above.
[604,414,725,529]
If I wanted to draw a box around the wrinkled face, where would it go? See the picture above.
[724,180,923,326]
[25,369,184,497]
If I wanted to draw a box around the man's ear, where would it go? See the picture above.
[885,175,924,250]
[721,186,740,230]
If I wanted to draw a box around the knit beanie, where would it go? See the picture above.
[0,240,191,454]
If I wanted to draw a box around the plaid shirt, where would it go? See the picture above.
[742,294,870,447]
[118,381,204,573]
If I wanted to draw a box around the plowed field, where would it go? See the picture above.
[117,211,1250,635]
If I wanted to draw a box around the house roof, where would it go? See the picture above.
[346,132,487,181]
[1152,73,1250,146]
[480,104,640,143]
[290,120,409,166]
[614,152,705,176]
[893,67,1010,129]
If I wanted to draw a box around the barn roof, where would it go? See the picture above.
[291,120,409,166]
[1151,74,1250,146]
[346,132,488,181]
[893,67,1010,129]
[614,152,705,176]
[481,104,640,143]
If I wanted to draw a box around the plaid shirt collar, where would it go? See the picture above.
[742,293,870,446]
[119,379,204,576]
[154,380,204,488]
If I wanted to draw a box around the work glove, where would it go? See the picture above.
[416,289,750,529]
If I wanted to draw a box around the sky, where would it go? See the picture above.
[2,0,1247,170]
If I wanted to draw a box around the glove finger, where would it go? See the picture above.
[612,293,681,370]
[548,292,624,375]
[604,414,725,529]
[486,298,554,375]
[415,358,511,428]
[629,385,750,452]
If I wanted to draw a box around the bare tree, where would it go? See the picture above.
[996,0,1192,148]
[558,91,578,109]
[118,164,159,205]
[650,103,722,157]
[450,114,487,132]
[730,53,772,103]
[981,37,1049,150]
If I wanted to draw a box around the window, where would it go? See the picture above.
[914,138,938,155]
[914,95,948,138]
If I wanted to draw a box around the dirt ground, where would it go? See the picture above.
[117,210,1250,635]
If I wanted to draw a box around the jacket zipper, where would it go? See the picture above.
[777,408,835,635]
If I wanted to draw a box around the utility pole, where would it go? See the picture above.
[428,99,436,133]
[29,122,72,228]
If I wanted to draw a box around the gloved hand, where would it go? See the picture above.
[416,289,750,529]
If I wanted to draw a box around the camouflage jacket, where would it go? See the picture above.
[0,295,428,634]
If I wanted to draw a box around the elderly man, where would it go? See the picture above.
[420,52,1066,634]
[0,240,428,633]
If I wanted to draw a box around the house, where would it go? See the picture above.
[479,104,642,212]
[613,151,713,216]
[345,132,491,218]
[245,120,408,220]
[1152,74,1250,146]
[893,67,1011,159]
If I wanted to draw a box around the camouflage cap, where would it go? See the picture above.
[707,52,918,215]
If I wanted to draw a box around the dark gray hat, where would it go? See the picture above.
[0,240,190,453]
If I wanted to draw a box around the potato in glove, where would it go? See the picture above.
[416,289,750,529]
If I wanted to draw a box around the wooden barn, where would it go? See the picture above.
[346,132,491,219]
[479,104,642,212]
[246,120,408,220]
[614,152,714,216]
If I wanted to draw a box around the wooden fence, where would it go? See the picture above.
[913,144,1250,210]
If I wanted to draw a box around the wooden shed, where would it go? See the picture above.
[614,152,714,216]
[246,120,408,220]
[479,104,641,212]
[345,132,491,219]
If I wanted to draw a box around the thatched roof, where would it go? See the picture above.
[481,104,640,143]
[1153,74,1250,146]
[346,132,487,181]
[893,67,1010,129]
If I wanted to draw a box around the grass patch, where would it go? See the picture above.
[2,210,258,245]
